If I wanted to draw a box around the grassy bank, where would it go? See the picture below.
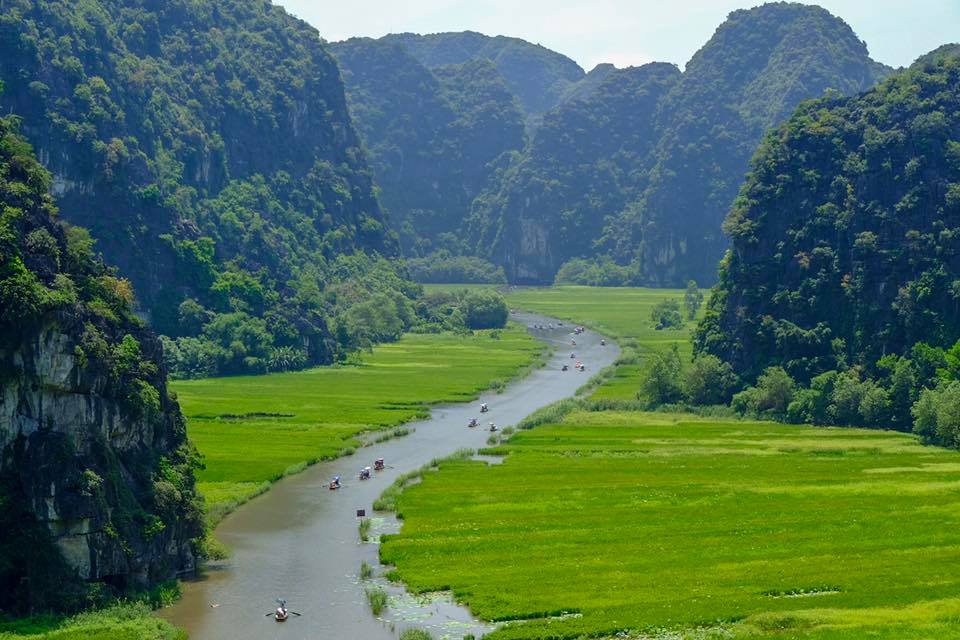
[0,603,184,640]
[174,324,543,521]
[502,286,693,400]
[380,409,960,639]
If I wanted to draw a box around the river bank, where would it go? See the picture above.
[161,313,618,639]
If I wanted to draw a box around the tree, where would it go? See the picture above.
[461,290,509,329]
[878,355,917,430]
[756,368,796,415]
[829,370,871,425]
[913,381,960,447]
[683,354,738,405]
[640,345,684,405]
[651,299,683,330]
[941,338,960,381]
[683,280,703,320]
[177,299,209,337]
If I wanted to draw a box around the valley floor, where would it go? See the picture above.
[382,410,960,639]
[174,323,544,523]
[502,286,695,400]
[375,285,960,639]
[0,324,543,640]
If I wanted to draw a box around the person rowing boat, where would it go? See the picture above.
[266,598,302,622]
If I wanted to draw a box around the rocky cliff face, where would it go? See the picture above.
[1,323,197,590]
[0,114,202,612]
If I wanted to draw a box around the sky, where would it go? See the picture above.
[275,0,958,71]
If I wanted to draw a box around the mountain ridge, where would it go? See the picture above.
[333,3,895,285]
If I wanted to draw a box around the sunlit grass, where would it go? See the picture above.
[380,411,960,638]
[173,325,542,520]
[0,603,185,640]
[503,286,695,399]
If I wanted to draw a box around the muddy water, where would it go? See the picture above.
[162,313,617,639]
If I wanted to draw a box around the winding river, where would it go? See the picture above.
[162,313,617,638]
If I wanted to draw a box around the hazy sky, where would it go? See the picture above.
[275,0,958,71]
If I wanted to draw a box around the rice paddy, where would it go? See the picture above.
[502,286,695,400]
[379,410,960,639]
[172,325,543,519]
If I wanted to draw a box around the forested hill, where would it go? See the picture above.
[335,4,893,286]
[0,113,202,611]
[331,38,526,257]
[379,31,586,118]
[468,63,681,283]
[0,0,412,378]
[696,54,960,387]
[624,2,894,287]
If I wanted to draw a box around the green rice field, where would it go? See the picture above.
[380,410,960,639]
[502,286,694,400]
[173,325,542,519]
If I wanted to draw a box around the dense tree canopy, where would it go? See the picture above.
[609,2,893,287]
[697,55,960,384]
[379,31,585,120]
[0,0,408,376]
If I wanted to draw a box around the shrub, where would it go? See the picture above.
[683,354,739,405]
[640,345,684,405]
[406,251,506,284]
[359,561,374,580]
[461,290,508,329]
[683,280,703,320]
[735,367,796,417]
[650,299,683,330]
[365,586,388,615]
[554,256,635,286]
[913,381,960,446]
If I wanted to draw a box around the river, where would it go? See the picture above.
[162,313,617,639]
